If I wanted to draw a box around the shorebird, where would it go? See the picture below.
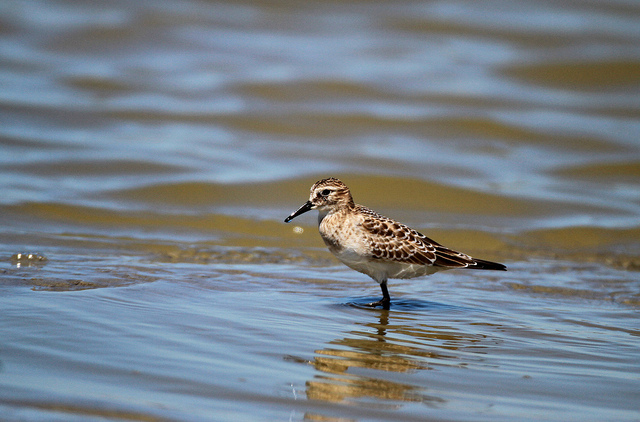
[284,178,506,309]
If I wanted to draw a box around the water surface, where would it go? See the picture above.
[1,1,639,421]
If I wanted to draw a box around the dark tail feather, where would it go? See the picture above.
[471,258,507,271]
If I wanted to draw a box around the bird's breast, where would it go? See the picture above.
[318,211,368,256]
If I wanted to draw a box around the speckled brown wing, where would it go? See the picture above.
[431,244,478,268]
[358,206,438,266]
[358,205,497,270]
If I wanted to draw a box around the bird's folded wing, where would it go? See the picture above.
[359,207,438,265]
[359,205,481,268]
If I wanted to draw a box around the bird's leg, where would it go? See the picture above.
[366,281,391,309]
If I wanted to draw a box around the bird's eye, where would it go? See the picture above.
[321,189,331,196]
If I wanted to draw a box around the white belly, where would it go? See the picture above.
[332,247,441,283]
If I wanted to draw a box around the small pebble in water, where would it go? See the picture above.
[11,253,47,268]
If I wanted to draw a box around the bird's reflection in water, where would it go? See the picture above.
[303,306,490,408]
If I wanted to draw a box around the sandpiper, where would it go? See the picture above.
[284,177,506,309]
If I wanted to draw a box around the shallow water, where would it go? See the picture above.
[1,0,639,421]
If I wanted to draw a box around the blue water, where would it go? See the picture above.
[1,0,639,421]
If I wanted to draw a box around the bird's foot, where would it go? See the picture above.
[365,298,390,310]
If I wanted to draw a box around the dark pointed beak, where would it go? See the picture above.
[284,201,313,223]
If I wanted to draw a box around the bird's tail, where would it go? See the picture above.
[471,258,507,271]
